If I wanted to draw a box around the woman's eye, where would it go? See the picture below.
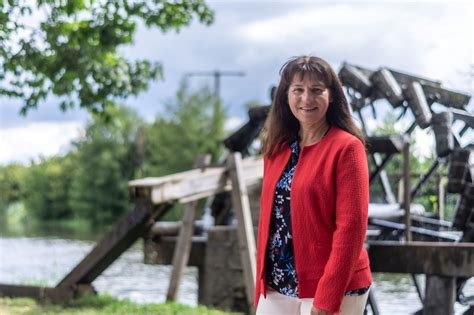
[313,89,324,94]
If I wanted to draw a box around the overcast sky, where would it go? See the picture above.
[0,0,472,164]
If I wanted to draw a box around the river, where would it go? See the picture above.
[0,233,473,314]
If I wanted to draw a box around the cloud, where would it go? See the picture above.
[0,121,84,165]
[237,2,472,91]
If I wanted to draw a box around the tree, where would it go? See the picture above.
[0,163,27,209]
[21,154,76,221]
[0,163,28,228]
[141,80,225,177]
[140,81,226,221]
[68,105,145,226]
[0,0,214,115]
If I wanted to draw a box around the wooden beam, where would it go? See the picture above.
[128,156,263,205]
[411,214,452,229]
[368,241,474,277]
[410,159,440,200]
[144,236,207,267]
[228,152,256,307]
[166,155,211,302]
[421,84,471,109]
[370,153,397,204]
[450,108,474,127]
[423,276,455,315]
[149,221,203,236]
[369,218,459,241]
[0,284,75,302]
[369,153,394,184]
[57,201,171,288]
[366,136,404,154]
[388,68,442,88]
[403,136,412,242]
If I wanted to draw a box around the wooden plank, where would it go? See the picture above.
[128,156,263,205]
[437,176,445,220]
[421,84,471,109]
[366,136,404,154]
[403,136,412,242]
[388,68,442,88]
[369,218,460,241]
[166,155,211,302]
[410,159,440,200]
[228,152,256,307]
[368,241,474,277]
[223,121,264,152]
[150,221,183,236]
[56,201,171,288]
[358,115,397,204]
[450,107,474,128]
[370,153,397,204]
[411,274,424,304]
[143,236,207,267]
[369,153,394,184]
[411,214,452,229]
[423,276,455,315]
[0,284,75,302]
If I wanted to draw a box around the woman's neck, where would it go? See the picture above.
[298,121,330,147]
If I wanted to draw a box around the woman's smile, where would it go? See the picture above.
[299,106,318,112]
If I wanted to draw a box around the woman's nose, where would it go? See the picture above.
[301,90,310,103]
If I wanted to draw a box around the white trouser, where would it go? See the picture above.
[256,286,369,315]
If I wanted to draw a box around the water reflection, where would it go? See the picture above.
[0,237,197,306]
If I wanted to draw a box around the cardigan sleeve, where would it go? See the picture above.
[313,139,369,313]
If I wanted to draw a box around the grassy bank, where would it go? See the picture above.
[0,295,244,315]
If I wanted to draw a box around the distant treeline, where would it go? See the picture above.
[0,82,226,227]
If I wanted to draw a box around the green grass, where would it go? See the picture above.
[0,295,244,315]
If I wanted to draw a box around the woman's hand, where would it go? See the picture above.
[310,305,334,315]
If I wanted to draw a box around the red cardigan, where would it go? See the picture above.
[254,126,372,313]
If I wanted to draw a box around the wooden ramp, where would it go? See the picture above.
[0,154,263,303]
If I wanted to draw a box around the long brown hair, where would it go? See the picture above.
[262,56,365,159]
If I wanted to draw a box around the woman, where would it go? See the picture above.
[255,56,372,315]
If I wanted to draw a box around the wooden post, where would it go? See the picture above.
[228,152,256,307]
[166,154,211,301]
[423,276,455,315]
[0,284,76,302]
[437,175,445,220]
[403,135,412,242]
[372,153,398,204]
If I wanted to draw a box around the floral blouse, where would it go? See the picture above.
[265,138,370,298]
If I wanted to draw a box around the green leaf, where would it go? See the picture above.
[0,0,214,116]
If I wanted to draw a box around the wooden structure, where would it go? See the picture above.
[340,62,474,315]
[0,153,262,312]
[369,241,474,314]
[0,199,172,301]
[165,155,211,302]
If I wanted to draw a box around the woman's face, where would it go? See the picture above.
[287,73,331,128]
